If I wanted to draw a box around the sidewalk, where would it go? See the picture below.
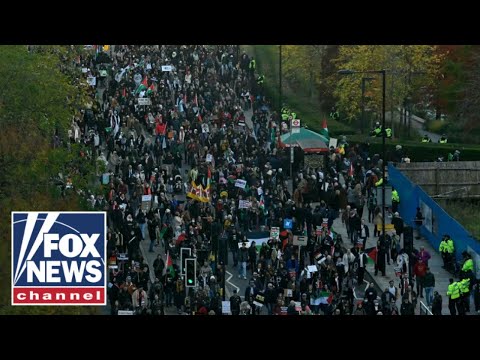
[331,186,452,315]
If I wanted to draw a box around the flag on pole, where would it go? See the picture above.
[187,182,201,201]
[165,251,175,278]
[147,83,154,96]
[348,163,354,178]
[259,194,265,213]
[134,84,147,95]
[365,246,378,264]
[204,167,211,202]
[319,118,329,140]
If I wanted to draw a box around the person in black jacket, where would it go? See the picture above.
[248,241,257,275]
[244,279,258,315]
[400,297,415,315]
[264,282,277,315]
[432,290,443,315]
[230,289,242,315]
[391,212,404,238]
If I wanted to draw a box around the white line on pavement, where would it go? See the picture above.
[226,271,240,294]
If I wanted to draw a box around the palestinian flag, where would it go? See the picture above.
[147,83,154,96]
[365,246,378,265]
[165,251,175,278]
[244,231,270,251]
[141,76,148,88]
[318,290,334,304]
[158,225,168,240]
[134,83,147,95]
[259,195,265,214]
[319,118,329,141]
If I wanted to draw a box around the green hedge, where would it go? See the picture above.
[348,135,480,162]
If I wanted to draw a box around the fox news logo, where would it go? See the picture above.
[11,212,107,305]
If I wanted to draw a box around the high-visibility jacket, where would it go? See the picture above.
[447,282,461,299]
[462,258,474,272]
[439,139,447,144]
[375,178,383,187]
[446,239,455,254]
[374,127,382,136]
[257,75,265,84]
[281,113,289,121]
[338,145,345,155]
[249,59,256,70]
[439,240,449,253]
[391,190,400,203]
[460,278,470,294]
[385,128,392,138]
[291,112,296,119]
[421,137,431,143]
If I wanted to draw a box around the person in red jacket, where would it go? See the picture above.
[414,258,427,298]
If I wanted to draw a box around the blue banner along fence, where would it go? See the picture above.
[388,163,480,276]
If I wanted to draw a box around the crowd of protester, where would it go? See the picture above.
[64,45,478,316]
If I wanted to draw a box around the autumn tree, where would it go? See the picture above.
[0,45,99,314]
[282,45,327,99]
[331,45,444,131]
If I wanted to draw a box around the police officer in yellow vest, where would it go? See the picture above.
[391,187,400,213]
[439,134,448,144]
[371,122,382,137]
[385,127,392,139]
[439,234,455,271]
[461,253,474,275]
[330,106,339,120]
[421,134,431,143]
[290,112,296,120]
[256,74,265,85]
[249,58,256,77]
[447,278,463,315]
[459,277,471,313]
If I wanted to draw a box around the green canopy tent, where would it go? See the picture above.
[280,128,329,153]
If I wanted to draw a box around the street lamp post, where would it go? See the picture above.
[279,45,282,112]
[361,77,375,134]
[339,69,387,242]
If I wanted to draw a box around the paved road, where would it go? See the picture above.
[387,110,441,143]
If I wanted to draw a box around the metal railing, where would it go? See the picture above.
[419,301,433,315]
